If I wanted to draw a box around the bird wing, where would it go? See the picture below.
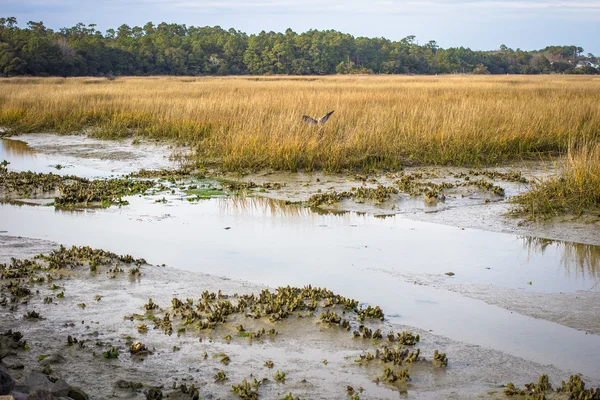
[302,115,318,125]
[319,110,335,124]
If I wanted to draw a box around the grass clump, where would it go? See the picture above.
[511,142,600,218]
[505,374,600,399]
[186,187,225,200]
[231,379,258,400]
[103,346,119,359]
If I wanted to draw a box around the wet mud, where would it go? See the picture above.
[1,236,595,400]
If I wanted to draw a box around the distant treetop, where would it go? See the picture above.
[0,17,596,76]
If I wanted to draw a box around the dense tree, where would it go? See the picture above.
[0,17,595,77]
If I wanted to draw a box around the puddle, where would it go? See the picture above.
[1,135,178,178]
[1,196,600,379]
[218,167,540,217]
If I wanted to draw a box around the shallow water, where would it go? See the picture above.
[0,135,176,178]
[1,135,600,381]
[2,197,600,378]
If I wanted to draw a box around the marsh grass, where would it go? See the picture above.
[1,75,599,172]
[511,141,600,218]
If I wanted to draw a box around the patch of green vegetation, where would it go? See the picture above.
[186,187,225,199]
[128,167,195,179]
[231,379,258,400]
[217,179,257,191]
[103,346,119,359]
[24,310,41,319]
[274,370,286,383]
[0,168,169,208]
[433,350,448,367]
[212,352,230,365]
[214,370,227,383]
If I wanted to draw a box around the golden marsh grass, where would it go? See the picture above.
[0,75,599,171]
[511,141,600,217]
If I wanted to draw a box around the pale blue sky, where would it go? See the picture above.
[2,0,598,54]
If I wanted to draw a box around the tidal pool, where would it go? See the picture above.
[0,135,176,178]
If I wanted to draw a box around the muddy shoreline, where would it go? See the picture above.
[1,236,595,400]
[1,134,600,399]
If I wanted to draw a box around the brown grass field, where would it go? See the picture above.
[0,75,599,216]
[1,75,599,171]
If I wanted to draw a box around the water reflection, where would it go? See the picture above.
[3,196,600,377]
[220,195,310,218]
[374,213,396,219]
[217,195,356,219]
[1,139,37,158]
[522,236,600,283]
[1,136,174,178]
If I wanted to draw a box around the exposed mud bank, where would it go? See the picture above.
[445,284,600,335]
[1,236,595,400]
[213,165,600,247]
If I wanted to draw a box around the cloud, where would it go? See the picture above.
[465,1,600,9]
[168,0,600,13]
[6,0,600,17]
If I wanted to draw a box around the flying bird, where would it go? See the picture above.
[302,110,335,125]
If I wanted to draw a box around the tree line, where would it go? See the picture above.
[0,17,597,77]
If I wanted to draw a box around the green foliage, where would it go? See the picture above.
[103,346,119,359]
[0,17,594,76]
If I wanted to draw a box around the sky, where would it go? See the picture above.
[2,0,599,54]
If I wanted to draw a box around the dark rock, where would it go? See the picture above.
[9,373,22,381]
[24,372,54,394]
[6,363,24,370]
[165,393,190,400]
[25,390,56,400]
[116,380,142,391]
[0,370,16,395]
[39,355,65,366]
[66,387,88,400]
[146,388,162,400]
[11,391,28,400]
[116,380,129,389]
[50,380,70,397]
[0,351,17,361]
[13,384,29,394]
